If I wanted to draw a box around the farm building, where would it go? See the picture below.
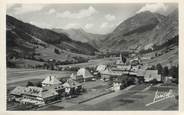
[144,70,161,82]
[77,68,94,82]
[42,75,61,87]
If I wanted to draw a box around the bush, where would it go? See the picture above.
[54,48,60,54]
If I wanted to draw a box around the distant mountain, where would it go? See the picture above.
[100,10,178,51]
[6,15,98,67]
[52,28,107,48]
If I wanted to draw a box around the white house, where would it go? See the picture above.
[96,65,107,72]
[144,70,161,82]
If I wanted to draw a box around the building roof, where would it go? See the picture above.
[77,68,94,78]
[23,86,58,98]
[63,79,81,88]
[101,67,122,76]
[116,65,131,71]
[96,65,106,72]
[70,73,77,80]
[23,86,43,97]
[10,86,26,96]
[42,76,61,85]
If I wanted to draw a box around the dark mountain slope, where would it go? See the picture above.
[7,15,98,56]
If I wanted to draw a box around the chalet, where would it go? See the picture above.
[21,86,58,105]
[62,79,82,96]
[144,70,161,82]
[42,75,61,87]
[9,86,59,106]
[77,68,94,82]
[70,73,84,82]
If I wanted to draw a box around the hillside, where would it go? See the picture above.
[52,28,107,42]
[7,15,97,56]
[52,28,107,49]
[6,15,98,68]
[100,10,178,51]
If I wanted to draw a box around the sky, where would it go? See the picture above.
[7,3,177,34]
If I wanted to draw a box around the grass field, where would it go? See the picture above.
[7,68,73,89]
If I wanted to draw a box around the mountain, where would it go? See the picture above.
[6,15,98,68]
[52,28,107,48]
[100,10,178,51]
[52,28,107,42]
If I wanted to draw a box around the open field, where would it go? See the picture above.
[7,68,73,89]
[37,84,178,111]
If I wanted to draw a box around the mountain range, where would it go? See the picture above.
[6,15,98,67]
[99,10,178,51]
[6,9,178,68]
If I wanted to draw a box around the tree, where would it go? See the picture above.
[54,48,60,54]
[163,66,169,77]
[156,63,163,74]
[26,81,34,87]
[169,66,178,78]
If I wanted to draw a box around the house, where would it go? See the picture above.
[70,73,83,82]
[21,86,58,105]
[130,65,140,72]
[77,68,94,82]
[9,86,26,102]
[144,70,161,82]
[112,82,122,91]
[100,67,122,81]
[115,65,131,71]
[42,75,61,87]
[96,64,107,72]
[9,86,59,106]
[62,79,82,96]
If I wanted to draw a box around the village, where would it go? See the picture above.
[7,53,178,110]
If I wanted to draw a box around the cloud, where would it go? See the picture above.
[56,6,97,19]
[84,24,94,29]
[105,14,116,21]
[100,22,115,28]
[100,22,108,28]
[64,23,81,29]
[13,4,46,15]
[137,3,168,14]
[48,8,56,14]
